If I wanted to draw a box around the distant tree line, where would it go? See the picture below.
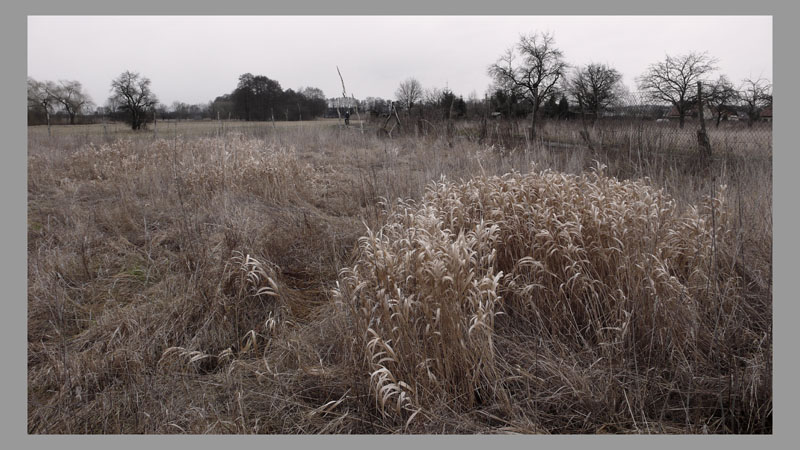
[28,45,772,134]
[27,78,95,126]
[28,71,329,129]
[208,73,328,122]
[334,81,470,122]
[485,31,773,138]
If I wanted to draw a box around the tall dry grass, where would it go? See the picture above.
[334,164,769,431]
[28,120,771,433]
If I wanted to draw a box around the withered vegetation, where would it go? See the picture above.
[28,122,771,433]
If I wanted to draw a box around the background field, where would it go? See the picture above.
[27,118,772,433]
[27,118,358,139]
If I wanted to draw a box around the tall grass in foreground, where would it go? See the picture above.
[334,166,769,431]
[28,124,771,433]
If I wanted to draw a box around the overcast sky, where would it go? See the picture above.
[27,16,772,107]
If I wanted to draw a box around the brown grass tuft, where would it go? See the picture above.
[334,163,768,431]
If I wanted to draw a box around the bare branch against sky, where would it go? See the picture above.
[27,16,772,106]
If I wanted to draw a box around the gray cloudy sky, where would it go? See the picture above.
[27,16,772,107]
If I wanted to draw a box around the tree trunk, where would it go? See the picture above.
[529,102,538,141]
[679,111,686,129]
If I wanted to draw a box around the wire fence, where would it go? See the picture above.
[427,91,774,159]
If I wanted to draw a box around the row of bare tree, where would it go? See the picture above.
[29,70,332,130]
[27,79,94,126]
[28,71,158,130]
[28,33,772,136]
[486,32,773,139]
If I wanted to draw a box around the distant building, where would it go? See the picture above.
[325,97,360,119]
[713,105,741,121]
[326,97,358,109]
[760,105,773,122]
[665,104,715,120]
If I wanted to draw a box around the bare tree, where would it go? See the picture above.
[171,101,189,121]
[488,32,568,140]
[109,70,158,130]
[27,77,56,127]
[300,86,325,100]
[704,75,739,127]
[49,80,94,125]
[104,96,121,120]
[637,52,717,128]
[395,77,423,110]
[739,77,772,127]
[423,87,443,106]
[567,63,624,122]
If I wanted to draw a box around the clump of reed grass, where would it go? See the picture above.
[334,211,506,418]
[334,162,761,430]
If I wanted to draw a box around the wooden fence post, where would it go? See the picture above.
[696,80,712,160]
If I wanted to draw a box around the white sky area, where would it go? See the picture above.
[28,16,772,107]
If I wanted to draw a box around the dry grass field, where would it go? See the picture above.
[27,119,772,433]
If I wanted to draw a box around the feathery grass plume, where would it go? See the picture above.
[335,162,738,422]
[334,209,506,418]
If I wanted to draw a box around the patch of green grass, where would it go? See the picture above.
[120,265,147,283]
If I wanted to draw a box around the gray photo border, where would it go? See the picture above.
[2,1,792,449]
